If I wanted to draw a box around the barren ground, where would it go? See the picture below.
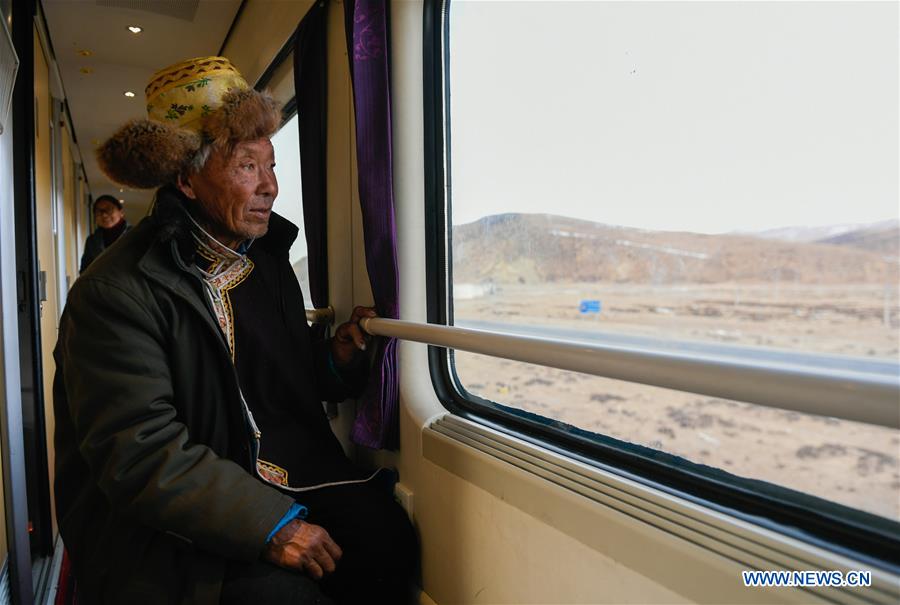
[453,282,900,521]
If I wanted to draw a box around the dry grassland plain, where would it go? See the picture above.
[453,282,900,521]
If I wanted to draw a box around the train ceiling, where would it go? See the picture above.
[42,0,243,223]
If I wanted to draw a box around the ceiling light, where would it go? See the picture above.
[77,49,92,57]
[80,67,93,75]
[124,91,135,98]
[127,25,143,34]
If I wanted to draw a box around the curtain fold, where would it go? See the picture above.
[293,1,329,342]
[344,0,400,449]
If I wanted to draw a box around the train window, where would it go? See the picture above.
[270,113,311,304]
[438,0,899,527]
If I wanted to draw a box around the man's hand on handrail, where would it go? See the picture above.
[332,306,377,367]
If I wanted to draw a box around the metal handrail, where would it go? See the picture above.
[359,317,900,430]
[305,306,334,325]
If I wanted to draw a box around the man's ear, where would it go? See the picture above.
[176,174,197,200]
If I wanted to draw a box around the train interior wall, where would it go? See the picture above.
[29,14,86,555]
[32,23,57,541]
[0,0,17,585]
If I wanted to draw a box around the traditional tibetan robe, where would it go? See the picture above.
[192,230,369,492]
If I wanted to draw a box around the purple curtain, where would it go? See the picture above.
[344,0,400,449]
[293,2,329,342]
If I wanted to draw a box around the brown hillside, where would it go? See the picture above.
[452,214,898,285]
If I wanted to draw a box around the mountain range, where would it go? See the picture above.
[451,214,898,285]
[291,215,898,286]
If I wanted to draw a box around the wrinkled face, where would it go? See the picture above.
[94,200,124,229]
[178,138,278,249]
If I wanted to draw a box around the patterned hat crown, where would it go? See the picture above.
[145,56,249,131]
[97,56,280,189]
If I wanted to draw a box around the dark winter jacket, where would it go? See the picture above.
[53,187,349,604]
[79,222,131,273]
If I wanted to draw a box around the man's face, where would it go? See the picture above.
[180,138,279,248]
[94,200,124,229]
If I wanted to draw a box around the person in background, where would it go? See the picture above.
[79,194,130,272]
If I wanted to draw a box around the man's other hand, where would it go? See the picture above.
[332,306,377,366]
[263,519,343,579]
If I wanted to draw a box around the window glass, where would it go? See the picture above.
[271,114,312,306]
[448,1,899,521]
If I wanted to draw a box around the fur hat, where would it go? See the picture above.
[97,57,281,189]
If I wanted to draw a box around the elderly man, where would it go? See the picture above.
[79,194,130,272]
[53,57,416,604]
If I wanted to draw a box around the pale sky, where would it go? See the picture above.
[448,1,900,233]
[271,115,308,265]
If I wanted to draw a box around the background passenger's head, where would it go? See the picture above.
[92,195,125,229]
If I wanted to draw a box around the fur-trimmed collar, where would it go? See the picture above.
[151,186,299,265]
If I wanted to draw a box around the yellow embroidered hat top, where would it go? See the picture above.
[145,56,249,131]
[97,56,280,190]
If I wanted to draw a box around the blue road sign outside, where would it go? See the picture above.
[579,300,601,314]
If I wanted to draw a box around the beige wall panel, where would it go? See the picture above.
[76,176,88,261]
[322,0,364,451]
[221,0,314,87]
[326,0,353,336]
[348,94,373,313]
[415,458,692,605]
[421,428,838,605]
[34,26,58,536]
[62,130,79,288]
[43,125,78,541]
